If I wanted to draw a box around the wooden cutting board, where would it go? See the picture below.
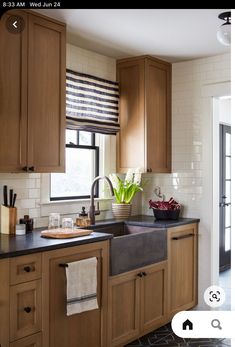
[41,228,93,239]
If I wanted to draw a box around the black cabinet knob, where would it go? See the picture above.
[142,272,147,276]
[137,273,143,278]
[29,166,35,172]
[23,266,31,272]
[22,166,29,172]
[24,306,32,313]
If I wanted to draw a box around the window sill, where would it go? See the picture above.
[40,197,114,206]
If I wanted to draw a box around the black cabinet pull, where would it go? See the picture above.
[142,272,147,276]
[29,166,35,172]
[137,272,143,278]
[22,166,29,172]
[24,306,32,313]
[23,266,32,272]
[172,233,194,240]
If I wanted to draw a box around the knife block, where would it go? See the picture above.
[0,205,17,235]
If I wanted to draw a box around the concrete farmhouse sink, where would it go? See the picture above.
[90,222,167,275]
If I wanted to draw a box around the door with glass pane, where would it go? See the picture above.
[219,125,231,271]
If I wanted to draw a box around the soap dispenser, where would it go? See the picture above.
[76,207,90,227]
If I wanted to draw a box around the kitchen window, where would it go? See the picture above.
[50,129,99,200]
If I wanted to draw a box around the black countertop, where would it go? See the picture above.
[0,216,199,259]
[126,215,200,228]
[91,215,200,229]
[0,230,113,259]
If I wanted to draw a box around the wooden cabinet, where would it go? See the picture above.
[168,223,198,317]
[0,254,43,347]
[117,56,171,173]
[42,241,109,347]
[10,280,42,341]
[10,253,42,285]
[108,261,168,347]
[0,259,10,347]
[0,10,65,173]
[10,333,42,347]
[108,270,140,346]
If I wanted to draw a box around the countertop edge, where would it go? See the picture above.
[0,232,113,259]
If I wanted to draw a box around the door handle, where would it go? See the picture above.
[220,202,231,207]
[172,233,194,240]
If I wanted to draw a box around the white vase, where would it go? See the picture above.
[111,203,132,220]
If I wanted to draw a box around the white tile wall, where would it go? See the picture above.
[0,44,116,228]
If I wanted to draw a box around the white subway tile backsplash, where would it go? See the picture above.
[29,189,40,199]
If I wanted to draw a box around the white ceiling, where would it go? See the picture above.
[34,9,231,62]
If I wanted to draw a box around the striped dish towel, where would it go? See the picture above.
[65,257,98,316]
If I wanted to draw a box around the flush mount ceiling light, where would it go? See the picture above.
[217,11,231,46]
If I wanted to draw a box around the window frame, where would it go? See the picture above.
[50,130,100,201]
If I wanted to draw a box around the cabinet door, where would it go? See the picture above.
[108,271,140,347]
[0,259,10,347]
[146,58,171,173]
[0,11,27,172]
[140,262,168,334]
[168,223,198,316]
[45,244,107,347]
[116,59,145,173]
[27,14,65,172]
[10,280,42,341]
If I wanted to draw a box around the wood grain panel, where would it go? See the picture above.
[27,14,65,172]
[10,253,42,285]
[10,280,42,341]
[146,58,171,173]
[0,11,27,172]
[117,59,145,172]
[0,259,10,347]
[168,223,198,317]
[42,241,109,347]
[10,332,42,347]
[108,271,140,346]
[140,262,168,334]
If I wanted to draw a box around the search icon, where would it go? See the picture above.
[211,319,222,330]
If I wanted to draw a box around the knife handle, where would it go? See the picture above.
[12,193,17,208]
[9,189,13,207]
[3,185,8,206]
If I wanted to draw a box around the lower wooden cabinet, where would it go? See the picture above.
[42,241,109,347]
[10,280,42,341]
[168,223,198,317]
[10,333,42,347]
[0,259,10,347]
[108,261,168,347]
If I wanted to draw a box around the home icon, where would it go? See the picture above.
[182,319,193,330]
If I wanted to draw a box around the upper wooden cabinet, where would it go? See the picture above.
[117,56,171,173]
[0,10,65,173]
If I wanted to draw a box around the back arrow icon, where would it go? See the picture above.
[13,21,18,28]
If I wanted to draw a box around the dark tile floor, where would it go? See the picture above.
[125,323,231,347]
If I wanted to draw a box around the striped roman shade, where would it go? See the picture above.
[66,69,120,135]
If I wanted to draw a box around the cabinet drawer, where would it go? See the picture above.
[10,332,42,347]
[10,280,42,341]
[10,254,42,285]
